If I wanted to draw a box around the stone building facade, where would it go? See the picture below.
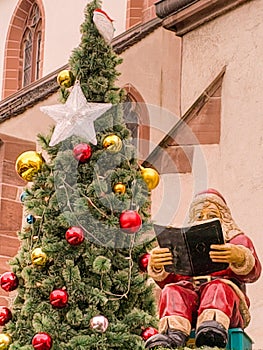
[0,0,180,312]
[153,0,263,345]
[1,0,263,346]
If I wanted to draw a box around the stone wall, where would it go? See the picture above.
[0,133,35,306]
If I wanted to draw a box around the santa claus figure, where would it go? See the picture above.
[145,189,261,348]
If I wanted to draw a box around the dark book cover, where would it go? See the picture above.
[154,219,229,276]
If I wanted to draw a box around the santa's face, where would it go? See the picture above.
[192,202,221,222]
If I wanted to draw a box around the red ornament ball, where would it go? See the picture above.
[32,332,52,350]
[73,143,92,163]
[141,327,159,341]
[65,226,85,246]
[0,307,12,326]
[50,289,68,308]
[119,210,142,234]
[0,272,18,292]
[139,253,150,273]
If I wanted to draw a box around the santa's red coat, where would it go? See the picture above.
[153,233,261,328]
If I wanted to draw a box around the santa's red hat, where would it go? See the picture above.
[195,188,227,204]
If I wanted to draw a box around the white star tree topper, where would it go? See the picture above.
[40,82,112,146]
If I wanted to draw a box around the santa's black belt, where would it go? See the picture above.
[190,275,241,289]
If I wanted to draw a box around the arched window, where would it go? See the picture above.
[35,31,42,80]
[22,30,33,87]
[2,0,44,99]
[123,84,150,161]
[124,96,140,149]
[20,3,42,88]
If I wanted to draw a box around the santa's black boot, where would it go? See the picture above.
[195,320,228,348]
[145,329,188,349]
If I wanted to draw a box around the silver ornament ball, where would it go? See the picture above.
[90,315,109,333]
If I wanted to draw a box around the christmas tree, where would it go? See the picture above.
[0,1,160,349]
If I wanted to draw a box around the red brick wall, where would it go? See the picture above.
[142,0,157,24]
[0,134,35,306]
[126,0,157,29]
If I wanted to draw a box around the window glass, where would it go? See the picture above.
[124,96,140,149]
[35,31,42,80]
[21,3,42,88]
[22,31,33,87]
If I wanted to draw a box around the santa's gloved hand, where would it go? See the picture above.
[149,247,173,270]
[210,243,245,266]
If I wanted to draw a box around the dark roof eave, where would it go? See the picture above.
[0,65,67,123]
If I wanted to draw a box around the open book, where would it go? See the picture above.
[154,219,228,276]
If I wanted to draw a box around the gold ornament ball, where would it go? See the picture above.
[0,334,11,350]
[141,167,160,190]
[113,182,126,194]
[15,151,45,182]
[31,248,48,266]
[57,69,75,88]
[103,135,122,153]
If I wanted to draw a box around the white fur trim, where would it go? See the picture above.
[197,309,230,330]
[230,245,255,275]
[159,315,191,335]
[192,193,227,210]
[147,264,170,282]
[147,247,170,282]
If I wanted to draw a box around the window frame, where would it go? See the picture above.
[20,2,43,88]
[2,0,45,99]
